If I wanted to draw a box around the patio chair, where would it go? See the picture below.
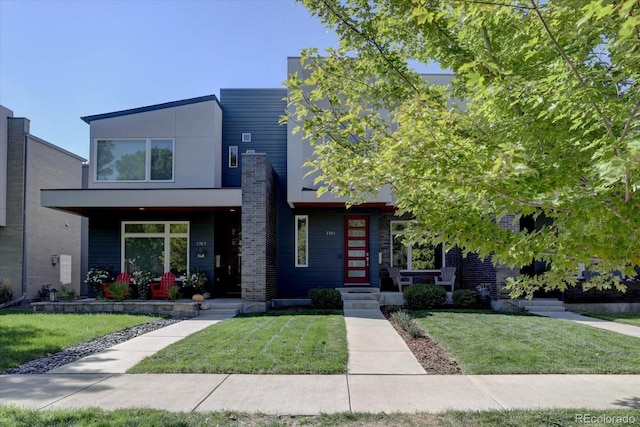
[435,266,456,293]
[103,272,131,299]
[388,267,413,293]
[150,272,176,299]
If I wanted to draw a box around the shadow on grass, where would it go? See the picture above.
[239,309,343,318]
[0,324,62,370]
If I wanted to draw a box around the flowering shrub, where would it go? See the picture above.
[183,269,208,293]
[131,270,153,299]
[85,266,112,297]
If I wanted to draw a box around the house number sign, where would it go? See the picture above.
[326,231,336,236]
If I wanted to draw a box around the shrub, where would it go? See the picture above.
[385,304,403,314]
[453,289,482,308]
[168,285,181,301]
[308,288,342,309]
[390,311,425,338]
[106,281,130,301]
[58,285,76,302]
[0,278,13,304]
[403,284,446,310]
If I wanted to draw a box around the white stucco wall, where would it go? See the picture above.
[87,99,222,189]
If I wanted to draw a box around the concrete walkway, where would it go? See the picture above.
[531,310,640,339]
[344,308,425,374]
[1,308,640,414]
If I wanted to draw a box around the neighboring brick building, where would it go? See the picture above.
[0,105,85,303]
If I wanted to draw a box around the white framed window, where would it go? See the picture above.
[229,146,238,168]
[390,221,444,270]
[295,215,308,267]
[122,221,189,277]
[95,139,174,181]
[242,133,252,142]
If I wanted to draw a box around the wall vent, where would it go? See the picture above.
[241,133,252,142]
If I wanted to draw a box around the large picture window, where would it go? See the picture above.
[391,221,443,270]
[96,139,174,181]
[122,222,188,277]
[295,215,308,267]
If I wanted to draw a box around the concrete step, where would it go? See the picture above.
[341,292,379,301]
[343,300,380,310]
[208,308,240,316]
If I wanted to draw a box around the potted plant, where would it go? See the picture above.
[182,269,208,296]
[131,270,153,299]
[85,266,112,298]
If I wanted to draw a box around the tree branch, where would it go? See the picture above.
[315,0,421,94]
[530,0,615,138]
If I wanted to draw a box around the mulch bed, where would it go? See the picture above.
[382,308,463,375]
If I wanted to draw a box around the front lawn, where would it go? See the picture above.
[411,310,640,374]
[581,311,640,327]
[128,310,347,374]
[0,310,162,371]
[2,407,639,427]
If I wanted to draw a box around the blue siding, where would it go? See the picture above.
[277,208,381,298]
[88,216,121,274]
[220,89,288,188]
[87,213,218,292]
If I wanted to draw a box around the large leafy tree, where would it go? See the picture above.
[285,0,640,297]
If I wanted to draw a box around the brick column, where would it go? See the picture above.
[493,214,520,304]
[241,153,277,312]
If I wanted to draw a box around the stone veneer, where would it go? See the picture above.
[241,153,277,312]
[31,301,200,317]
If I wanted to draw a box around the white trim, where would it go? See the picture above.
[94,138,175,182]
[121,221,189,275]
[295,215,308,267]
[241,133,252,142]
[390,220,446,270]
[229,146,238,168]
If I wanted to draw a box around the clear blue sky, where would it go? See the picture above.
[0,0,341,160]
[1,0,441,161]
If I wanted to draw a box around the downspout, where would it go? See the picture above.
[20,133,28,299]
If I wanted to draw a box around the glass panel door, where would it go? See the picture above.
[344,216,369,284]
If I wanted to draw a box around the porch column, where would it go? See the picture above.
[492,214,520,307]
[241,153,277,312]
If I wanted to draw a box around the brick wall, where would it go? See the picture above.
[241,153,277,308]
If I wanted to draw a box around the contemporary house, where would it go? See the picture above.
[0,105,85,303]
[42,57,637,312]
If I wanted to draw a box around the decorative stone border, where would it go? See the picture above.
[31,300,200,318]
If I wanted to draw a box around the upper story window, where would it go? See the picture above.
[96,139,174,181]
[391,221,444,270]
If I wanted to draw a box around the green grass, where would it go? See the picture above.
[2,407,639,427]
[582,311,640,326]
[128,310,347,374]
[0,309,162,371]
[411,310,640,374]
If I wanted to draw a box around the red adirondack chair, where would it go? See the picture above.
[103,272,131,299]
[150,272,176,299]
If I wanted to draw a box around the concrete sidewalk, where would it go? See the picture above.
[1,308,640,414]
[1,373,639,413]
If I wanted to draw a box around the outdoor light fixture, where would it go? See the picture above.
[51,255,59,265]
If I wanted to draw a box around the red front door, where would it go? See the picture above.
[344,216,370,284]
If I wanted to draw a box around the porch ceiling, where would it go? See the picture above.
[41,188,242,216]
